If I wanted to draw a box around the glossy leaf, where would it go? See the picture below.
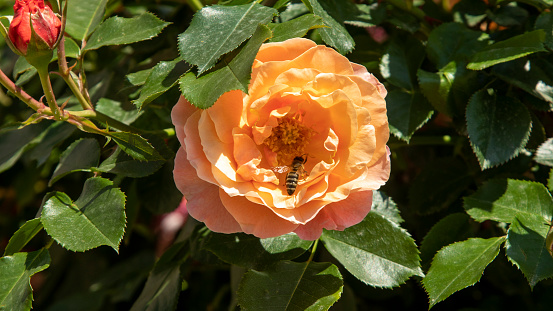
[409,157,472,215]
[84,12,170,51]
[506,214,553,288]
[204,232,312,270]
[96,99,143,125]
[420,213,473,269]
[321,212,423,288]
[178,2,277,74]
[180,25,272,109]
[371,190,403,224]
[65,0,108,41]
[41,177,126,252]
[3,219,43,256]
[107,132,164,162]
[132,59,186,110]
[387,90,434,142]
[467,30,546,70]
[238,261,343,311]
[380,34,425,90]
[96,147,164,178]
[0,249,50,311]
[268,14,325,42]
[535,137,553,166]
[303,0,355,54]
[464,179,553,223]
[49,138,100,186]
[423,237,505,308]
[466,89,532,169]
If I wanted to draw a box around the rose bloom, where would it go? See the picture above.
[8,0,61,55]
[172,38,390,240]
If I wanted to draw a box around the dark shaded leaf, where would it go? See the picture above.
[49,138,100,186]
[387,90,434,142]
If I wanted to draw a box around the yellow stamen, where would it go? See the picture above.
[263,114,316,165]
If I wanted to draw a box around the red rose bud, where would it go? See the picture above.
[8,0,61,55]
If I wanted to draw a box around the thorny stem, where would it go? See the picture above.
[0,67,46,111]
[57,36,93,110]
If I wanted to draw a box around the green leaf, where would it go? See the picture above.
[204,232,313,270]
[489,4,528,27]
[409,157,472,215]
[238,261,343,311]
[27,122,75,166]
[96,98,143,125]
[178,2,277,74]
[136,161,183,214]
[387,90,434,142]
[321,212,423,288]
[467,30,546,70]
[420,213,474,269]
[268,14,325,42]
[3,219,43,256]
[41,177,126,252]
[426,22,489,69]
[534,12,553,50]
[65,0,108,41]
[126,69,152,88]
[303,0,355,54]
[464,179,553,223]
[49,138,100,186]
[466,89,532,170]
[380,33,425,90]
[130,242,187,311]
[96,147,164,178]
[0,122,48,173]
[536,138,553,166]
[84,12,170,51]
[371,191,403,224]
[492,58,553,106]
[0,249,50,311]
[132,59,186,110]
[423,237,505,308]
[180,24,272,109]
[107,131,164,162]
[506,214,553,288]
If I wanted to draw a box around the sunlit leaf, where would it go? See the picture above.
[3,219,43,256]
[65,0,108,41]
[132,59,187,110]
[303,0,354,54]
[269,14,325,42]
[535,137,553,167]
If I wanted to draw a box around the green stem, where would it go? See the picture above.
[0,67,46,111]
[36,64,62,120]
[307,239,319,263]
[185,0,203,11]
[71,110,145,134]
[45,238,54,249]
[57,36,93,110]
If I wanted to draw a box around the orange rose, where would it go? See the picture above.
[172,38,390,240]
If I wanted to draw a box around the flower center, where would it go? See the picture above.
[263,114,316,165]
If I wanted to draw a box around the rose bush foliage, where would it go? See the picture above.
[172,38,390,240]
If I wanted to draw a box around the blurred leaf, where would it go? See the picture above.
[387,90,434,142]
[180,25,272,109]
[132,59,186,110]
[380,33,425,90]
[409,157,472,215]
[536,137,553,166]
[492,58,553,107]
[41,177,126,252]
[96,147,164,178]
[107,132,164,161]
[426,23,489,69]
[466,89,532,170]
[130,242,187,311]
[204,232,312,270]
[321,212,423,288]
[178,2,277,74]
[268,14,325,42]
[303,0,354,54]
[65,0,108,41]
[505,214,553,288]
[126,69,152,88]
[136,160,182,214]
[535,12,553,50]
[3,219,43,256]
[0,249,50,311]
[26,122,75,166]
[0,122,48,173]
[238,261,343,311]
[49,138,100,186]
[422,237,505,308]
[488,5,528,27]
[84,13,170,51]
[96,99,143,125]
[467,30,546,70]
[464,179,553,223]
[420,213,473,269]
[344,3,386,27]
[371,191,403,224]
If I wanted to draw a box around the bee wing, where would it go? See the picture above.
[272,165,290,174]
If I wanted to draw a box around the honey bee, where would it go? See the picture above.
[272,154,308,195]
